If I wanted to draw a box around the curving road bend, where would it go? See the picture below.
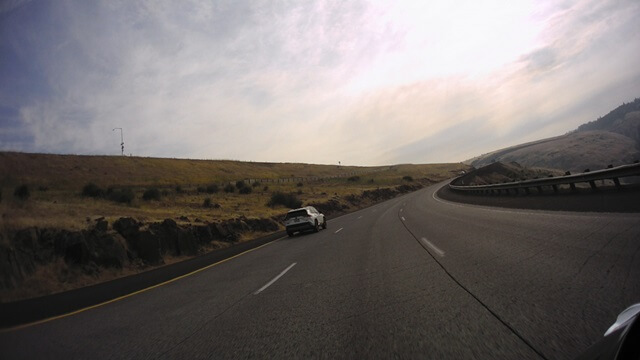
[1,183,639,359]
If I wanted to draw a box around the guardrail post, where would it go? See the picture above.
[570,183,576,191]
[589,180,597,191]
[524,188,530,195]
[552,184,558,193]
[612,177,621,189]
[537,186,543,194]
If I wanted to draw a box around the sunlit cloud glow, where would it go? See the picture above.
[1,0,639,165]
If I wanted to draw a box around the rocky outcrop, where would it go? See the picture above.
[1,216,282,291]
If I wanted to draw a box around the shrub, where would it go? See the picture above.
[402,175,414,182]
[347,176,360,182]
[82,182,105,198]
[197,186,206,193]
[239,186,252,194]
[142,188,162,201]
[296,182,304,187]
[223,183,235,193]
[14,184,30,200]
[263,186,269,191]
[252,182,260,188]
[203,197,212,208]
[175,185,184,194]
[107,188,134,204]
[206,184,219,194]
[267,192,302,208]
[235,180,246,189]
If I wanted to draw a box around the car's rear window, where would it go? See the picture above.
[285,210,308,219]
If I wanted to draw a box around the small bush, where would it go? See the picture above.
[252,182,260,188]
[206,184,219,194]
[197,186,206,193]
[263,186,269,191]
[175,185,184,194]
[239,186,252,194]
[267,192,302,208]
[142,188,162,201]
[402,175,414,182]
[203,197,212,208]
[14,184,30,200]
[235,180,246,189]
[296,182,303,187]
[347,176,360,182]
[82,182,105,198]
[223,183,235,193]
[107,188,134,204]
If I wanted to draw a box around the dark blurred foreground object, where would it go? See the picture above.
[576,304,640,360]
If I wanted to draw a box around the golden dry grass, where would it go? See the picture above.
[0,152,469,233]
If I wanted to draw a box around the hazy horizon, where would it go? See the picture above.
[1,0,639,166]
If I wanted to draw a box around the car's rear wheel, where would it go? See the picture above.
[313,220,319,232]
[322,219,327,229]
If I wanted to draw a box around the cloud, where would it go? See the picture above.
[1,0,639,165]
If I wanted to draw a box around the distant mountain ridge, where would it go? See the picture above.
[467,98,640,172]
[577,99,640,146]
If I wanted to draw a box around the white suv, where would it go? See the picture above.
[284,206,327,237]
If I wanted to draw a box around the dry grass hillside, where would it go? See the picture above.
[468,100,640,171]
[0,152,467,233]
[454,162,564,186]
[0,152,371,189]
[471,131,639,172]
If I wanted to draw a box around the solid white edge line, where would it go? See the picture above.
[254,262,297,295]
[335,227,343,234]
[3,236,286,332]
[420,237,445,257]
[401,216,406,221]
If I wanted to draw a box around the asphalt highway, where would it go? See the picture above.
[2,183,639,359]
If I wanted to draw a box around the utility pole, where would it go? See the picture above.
[113,128,124,156]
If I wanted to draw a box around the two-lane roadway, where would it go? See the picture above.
[2,183,639,359]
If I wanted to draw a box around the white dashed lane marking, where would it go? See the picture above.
[420,237,445,257]
[254,263,297,295]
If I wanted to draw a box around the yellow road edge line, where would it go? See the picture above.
[1,238,282,333]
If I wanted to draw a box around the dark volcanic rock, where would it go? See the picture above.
[84,230,127,268]
[132,231,163,265]
[0,244,36,289]
[54,230,89,265]
[150,219,180,255]
[113,217,141,240]
[94,219,108,232]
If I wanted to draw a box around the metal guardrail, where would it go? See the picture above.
[449,162,640,195]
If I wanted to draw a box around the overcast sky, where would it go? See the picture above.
[1,0,639,165]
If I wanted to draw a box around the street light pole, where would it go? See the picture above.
[113,128,124,156]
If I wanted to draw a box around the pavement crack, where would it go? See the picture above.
[575,219,633,277]
[397,206,550,360]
